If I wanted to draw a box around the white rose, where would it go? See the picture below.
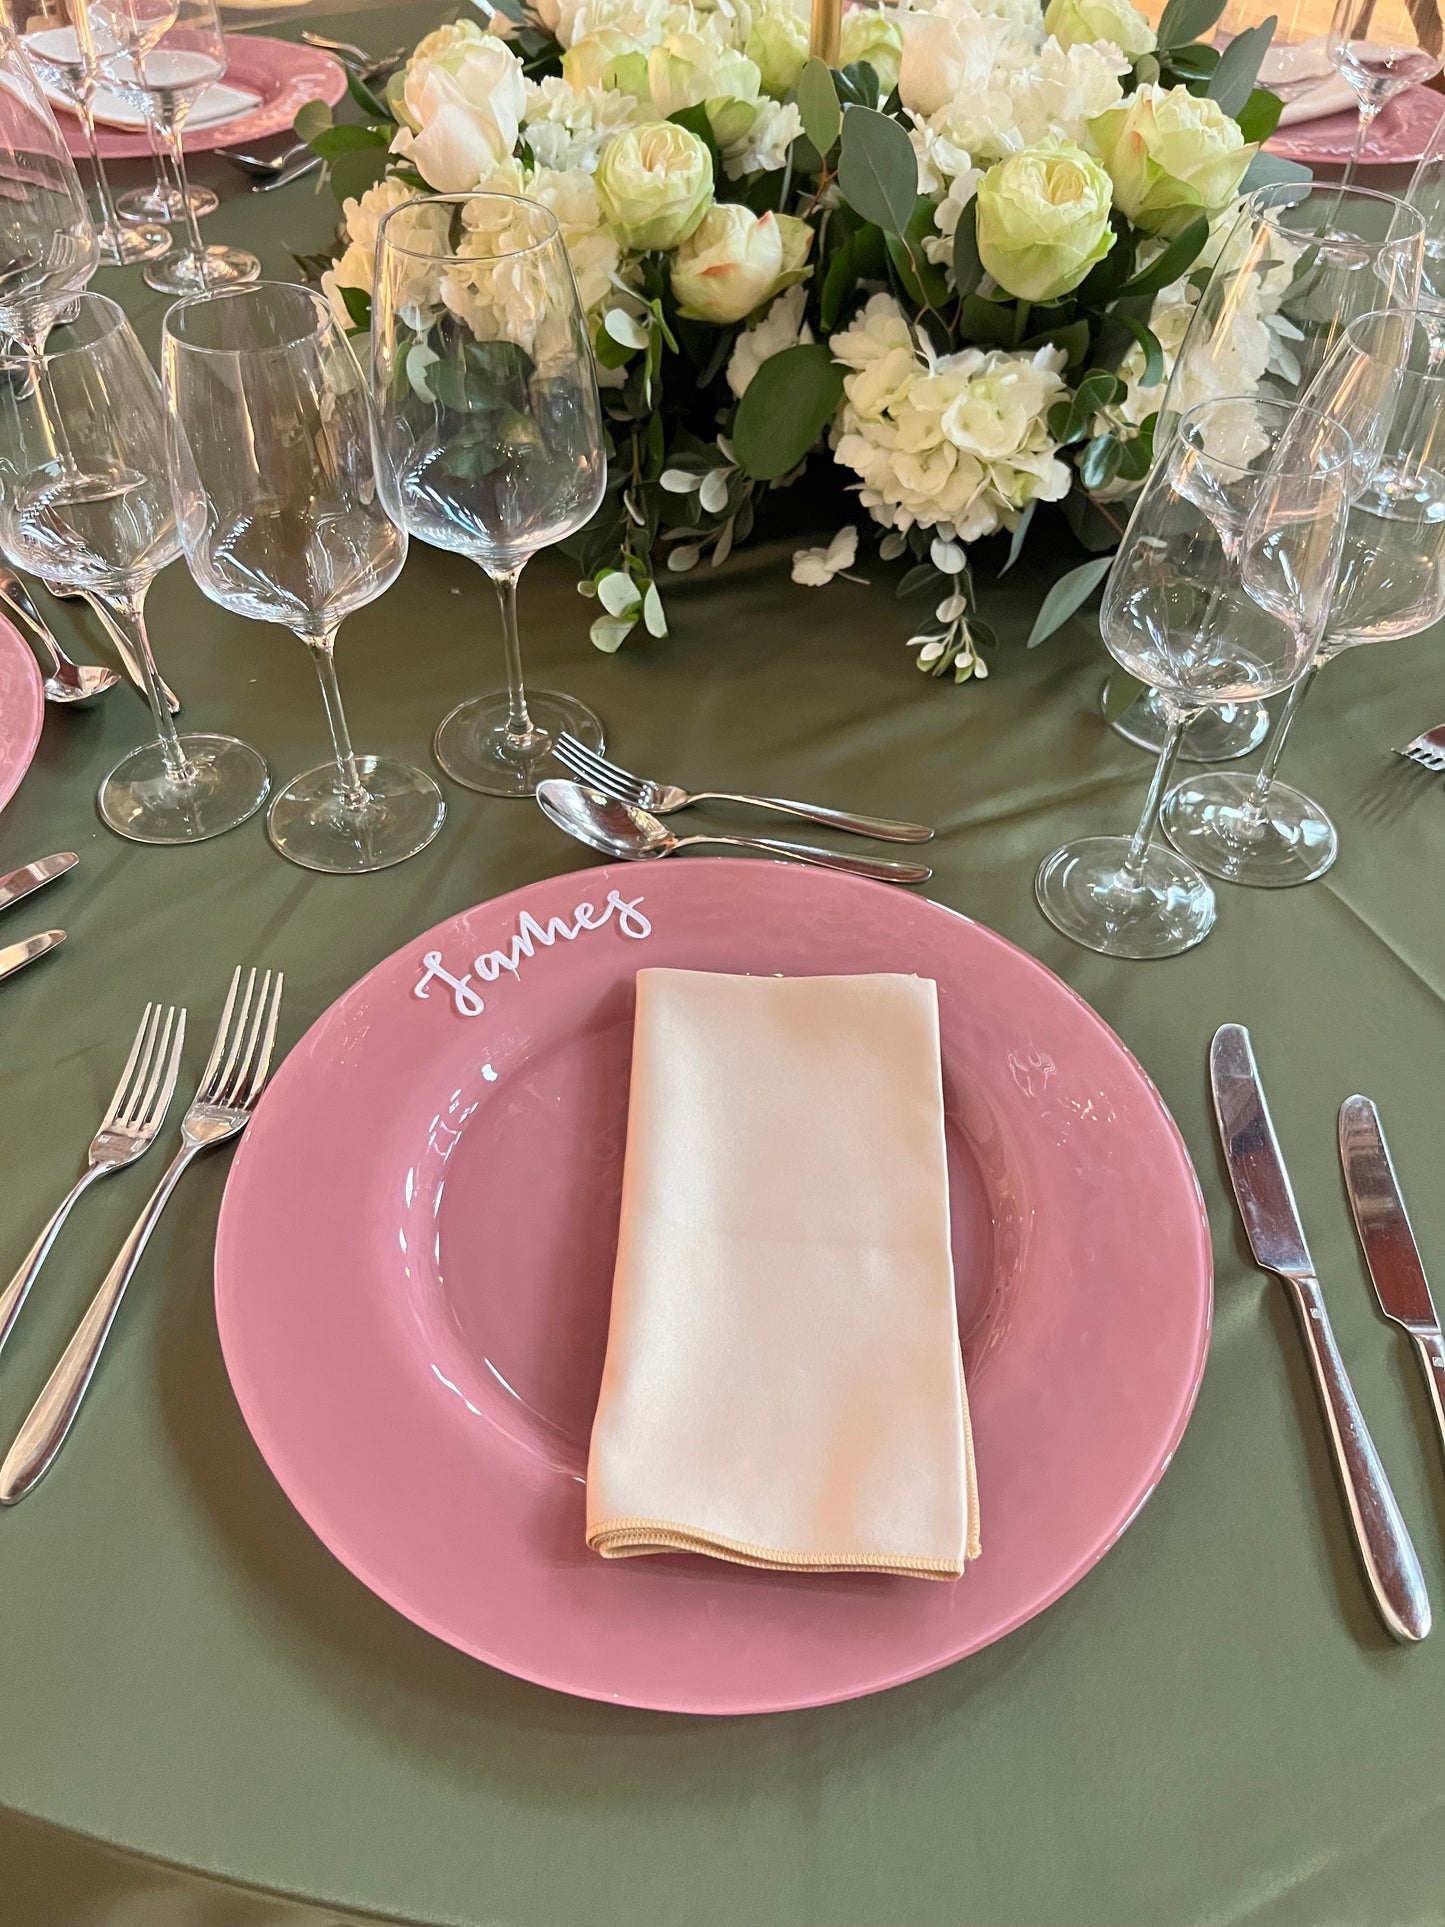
[391,36,527,192]
[1044,0,1155,58]
[562,29,651,94]
[646,32,761,119]
[669,203,810,322]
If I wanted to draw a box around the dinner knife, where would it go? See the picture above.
[0,929,64,983]
[0,851,75,916]
[1211,1024,1431,1644]
[1340,1096,1445,1482]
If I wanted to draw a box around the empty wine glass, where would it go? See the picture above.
[163,281,446,873]
[5,0,169,266]
[0,28,97,358]
[81,0,258,294]
[1405,107,1445,304]
[1164,306,1445,886]
[116,117,216,223]
[1036,398,1354,959]
[1329,0,1443,186]
[0,294,270,841]
[371,191,607,797]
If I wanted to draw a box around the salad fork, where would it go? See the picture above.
[0,1002,185,1361]
[1397,725,1445,773]
[550,732,935,843]
[0,967,283,1504]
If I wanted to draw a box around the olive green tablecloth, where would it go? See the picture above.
[4,24,1445,1922]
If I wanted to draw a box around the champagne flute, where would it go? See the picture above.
[1164,306,1445,886]
[5,0,169,265]
[80,0,258,294]
[0,293,270,841]
[371,192,607,798]
[1036,398,1354,960]
[163,281,446,874]
[0,28,97,358]
[1329,0,1443,186]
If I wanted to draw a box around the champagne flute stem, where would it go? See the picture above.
[108,589,194,783]
[304,631,368,811]
[1118,710,1189,893]
[486,562,536,743]
[1241,660,1322,831]
[158,113,208,277]
[1340,100,1379,192]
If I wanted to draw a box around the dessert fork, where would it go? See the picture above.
[551,732,934,842]
[0,1003,185,1362]
[0,967,283,1503]
[1397,725,1445,773]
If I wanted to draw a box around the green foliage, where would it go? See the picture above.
[951,197,984,300]
[1155,0,1227,52]
[1207,16,1275,117]
[1236,87,1285,144]
[837,106,919,235]
[1113,214,1210,297]
[796,56,842,157]
[733,343,845,479]
[1025,555,1116,648]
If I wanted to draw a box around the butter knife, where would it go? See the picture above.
[1340,1096,1445,1483]
[1211,1025,1431,1643]
[0,929,64,983]
[0,851,76,916]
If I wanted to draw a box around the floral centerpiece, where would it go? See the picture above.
[297,0,1291,681]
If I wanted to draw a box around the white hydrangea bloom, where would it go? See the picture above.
[726,283,813,396]
[525,165,626,316]
[322,179,454,330]
[830,293,1071,541]
[721,97,803,179]
[522,74,643,172]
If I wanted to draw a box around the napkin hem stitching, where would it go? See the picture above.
[587,1517,968,1578]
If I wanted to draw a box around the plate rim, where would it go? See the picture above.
[0,615,44,815]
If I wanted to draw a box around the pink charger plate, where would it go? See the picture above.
[215,860,1213,1715]
[0,615,44,816]
[1267,82,1445,166]
[61,37,346,159]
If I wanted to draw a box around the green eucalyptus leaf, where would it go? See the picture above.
[896,562,939,598]
[1080,432,1125,491]
[797,55,842,156]
[837,105,918,236]
[1207,16,1275,117]
[327,145,390,206]
[820,232,859,332]
[951,195,983,299]
[1236,85,1285,144]
[347,69,392,122]
[311,121,391,161]
[1114,311,1165,389]
[732,342,845,480]
[1240,149,1312,193]
[1025,554,1115,647]
[956,292,1015,346]
[1155,0,1227,51]
[294,99,333,147]
[1001,500,1036,574]
[1114,214,1210,298]
[885,197,949,311]
[1160,42,1221,77]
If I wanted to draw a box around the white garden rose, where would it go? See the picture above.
[391,33,527,191]
[522,74,644,172]
[1089,83,1255,235]
[725,282,813,396]
[744,0,810,96]
[646,32,762,120]
[1043,0,1155,58]
[974,141,1115,302]
[595,119,714,249]
[562,30,651,95]
[670,203,810,321]
[838,8,904,91]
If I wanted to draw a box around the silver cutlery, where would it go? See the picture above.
[254,153,324,193]
[0,852,75,916]
[0,966,283,1505]
[538,778,932,884]
[1396,724,1445,773]
[0,929,64,983]
[0,568,118,705]
[38,578,181,715]
[0,1003,184,1363]
[1211,1024,1430,1643]
[1340,1096,1445,1485]
[552,732,934,843]
[299,31,408,80]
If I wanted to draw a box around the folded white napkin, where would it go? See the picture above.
[84,78,262,130]
[586,967,980,1580]
[1250,35,1359,126]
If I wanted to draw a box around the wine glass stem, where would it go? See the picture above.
[304,632,368,811]
[487,563,536,744]
[157,111,208,274]
[1119,710,1190,894]
[73,85,124,247]
[109,590,195,784]
[1341,101,1379,191]
[1240,660,1321,832]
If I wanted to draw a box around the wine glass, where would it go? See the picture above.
[1164,306,1445,886]
[80,0,258,295]
[1405,107,1445,304]
[1329,0,1443,186]
[371,191,608,798]
[0,293,270,841]
[117,118,217,224]
[0,28,97,358]
[5,0,169,266]
[1036,397,1355,960]
[163,281,447,874]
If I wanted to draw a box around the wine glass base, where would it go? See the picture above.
[1035,835,1216,959]
[98,734,270,845]
[118,183,217,220]
[98,222,172,266]
[1161,773,1338,887]
[267,756,447,874]
[1101,679,1271,763]
[434,689,604,798]
[143,245,261,296]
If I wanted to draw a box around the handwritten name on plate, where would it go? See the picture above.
[413,889,652,1017]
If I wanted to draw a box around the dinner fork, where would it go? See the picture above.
[0,967,283,1504]
[0,1004,185,1362]
[550,733,935,843]
[1397,725,1445,773]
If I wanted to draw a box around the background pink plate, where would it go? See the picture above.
[0,616,44,815]
[1267,83,1444,166]
[215,861,1213,1715]
[60,37,346,159]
